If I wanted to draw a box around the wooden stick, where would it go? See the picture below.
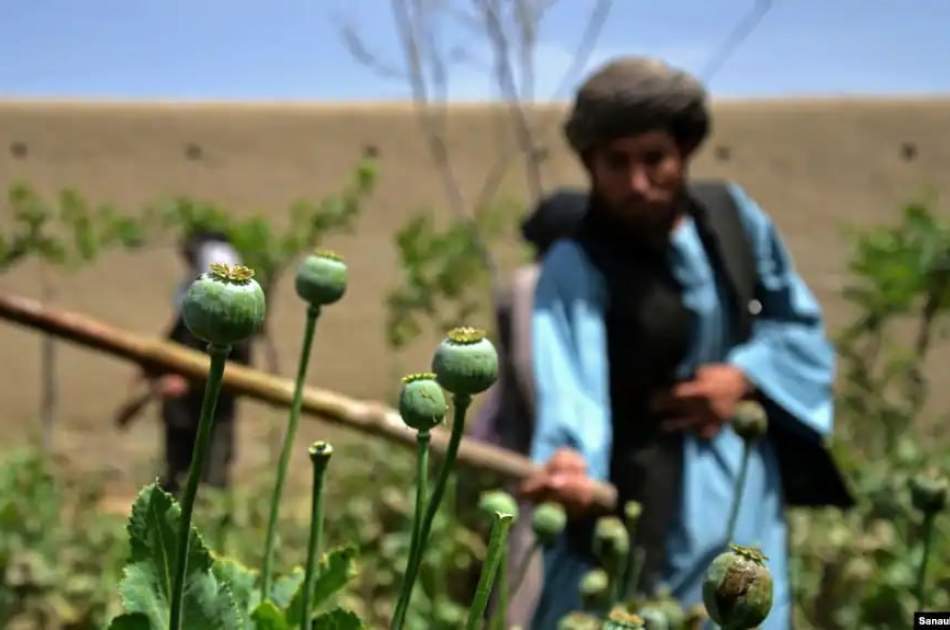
[0,292,617,511]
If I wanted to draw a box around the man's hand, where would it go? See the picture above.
[651,364,752,440]
[157,374,189,398]
[520,448,595,518]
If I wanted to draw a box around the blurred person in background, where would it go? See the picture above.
[115,231,253,494]
[519,56,852,629]
[470,189,587,627]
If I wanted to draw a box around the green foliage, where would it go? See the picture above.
[106,482,359,629]
[213,559,260,627]
[0,449,127,628]
[788,197,950,629]
[789,438,950,629]
[113,483,242,629]
[149,158,377,292]
[836,200,950,455]
[6,190,950,629]
[286,546,358,625]
[1,183,147,271]
[311,607,365,629]
[386,198,519,348]
[250,601,287,630]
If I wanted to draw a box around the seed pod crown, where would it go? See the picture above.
[183,262,266,346]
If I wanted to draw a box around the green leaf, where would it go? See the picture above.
[250,600,289,630]
[312,607,365,630]
[115,482,243,630]
[214,557,260,624]
[107,613,152,630]
[310,546,358,609]
[287,546,358,624]
[271,567,304,609]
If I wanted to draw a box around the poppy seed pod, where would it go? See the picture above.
[398,373,447,432]
[655,595,689,630]
[732,400,768,442]
[624,500,643,527]
[308,441,334,465]
[580,569,609,611]
[702,544,773,630]
[533,501,568,546]
[431,327,498,395]
[478,490,519,521]
[637,605,668,630]
[603,609,646,629]
[593,516,630,573]
[909,471,948,514]
[684,603,708,629]
[295,249,348,307]
[182,263,266,346]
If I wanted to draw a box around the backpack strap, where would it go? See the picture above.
[687,180,758,343]
[687,181,855,509]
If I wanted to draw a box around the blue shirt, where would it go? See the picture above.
[529,182,836,629]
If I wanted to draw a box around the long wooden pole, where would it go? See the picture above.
[0,292,616,511]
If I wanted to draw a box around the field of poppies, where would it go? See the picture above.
[1,181,949,629]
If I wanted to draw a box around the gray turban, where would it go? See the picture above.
[564,56,709,155]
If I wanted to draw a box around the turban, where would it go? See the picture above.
[564,56,710,155]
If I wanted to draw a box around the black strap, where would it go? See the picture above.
[687,180,757,343]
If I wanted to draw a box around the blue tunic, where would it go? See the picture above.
[529,183,836,629]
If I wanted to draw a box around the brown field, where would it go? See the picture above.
[1,98,949,499]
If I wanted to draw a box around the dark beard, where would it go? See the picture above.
[586,189,686,254]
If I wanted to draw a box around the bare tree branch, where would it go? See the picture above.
[338,19,407,80]
[550,0,613,100]
[391,0,467,216]
[472,0,613,213]
[479,0,544,202]
[340,0,617,302]
[514,0,536,102]
[700,0,773,81]
[391,0,501,286]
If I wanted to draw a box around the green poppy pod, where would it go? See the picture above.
[478,490,519,521]
[702,544,773,630]
[295,249,348,307]
[637,606,668,630]
[732,400,768,442]
[654,594,689,630]
[624,500,643,527]
[182,263,266,347]
[308,441,334,464]
[909,471,948,514]
[579,569,609,611]
[593,516,630,573]
[431,327,498,396]
[398,373,447,432]
[533,501,567,546]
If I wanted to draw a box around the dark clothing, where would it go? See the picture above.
[158,317,252,494]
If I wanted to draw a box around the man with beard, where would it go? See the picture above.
[520,57,851,629]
